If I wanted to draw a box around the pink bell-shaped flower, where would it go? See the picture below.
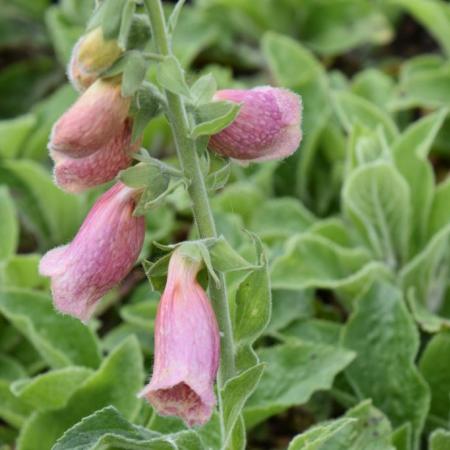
[50,79,131,158]
[48,79,138,193]
[208,86,302,163]
[39,182,145,322]
[140,247,220,427]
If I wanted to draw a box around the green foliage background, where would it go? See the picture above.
[2,0,450,449]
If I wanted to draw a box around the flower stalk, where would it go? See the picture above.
[143,0,236,387]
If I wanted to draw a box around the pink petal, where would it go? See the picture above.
[140,250,220,427]
[209,86,302,162]
[39,182,145,321]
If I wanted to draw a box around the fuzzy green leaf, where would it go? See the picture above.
[341,282,429,446]
[0,289,100,369]
[17,337,144,450]
[244,342,355,427]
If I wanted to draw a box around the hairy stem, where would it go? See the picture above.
[143,0,236,386]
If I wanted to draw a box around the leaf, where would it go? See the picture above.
[333,91,399,142]
[53,406,159,450]
[351,69,395,110]
[157,55,190,98]
[17,337,144,450]
[266,289,314,334]
[391,59,450,110]
[192,100,240,138]
[341,282,430,446]
[11,367,93,411]
[419,331,450,422]
[90,0,128,40]
[262,31,324,89]
[288,418,355,450]
[391,423,412,450]
[119,294,158,330]
[168,0,186,35]
[249,197,316,241]
[0,289,101,369]
[0,354,27,381]
[342,162,410,269]
[2,254,48,290]
[191,73,217,105]
[393,109,447,252]
[0,380,33,428]
[0,114,36,158]
[429,177,450,238]
[212,182,265,225]
[45,7,83,65]
[24,84,78,160]
[244,342,355,427]
[208,235,255,273]
[430,429,450,450]
[262,32,329,134]
[130,86,162,142]
[0,187,18,262]
[270,233,389,297]
[0,355,31,427]
[222,364,264,447]
[288,400,394,450]
[302,1,392,56]
[54,405,204,450]
[0,160,83,246]
[117,0,136,49]
[281,319,342,347]
[122,52,149,97]
[234,241,271,348]
[120,162,169,191]
[400,224,450,330]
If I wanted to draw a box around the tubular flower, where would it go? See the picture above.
[68,27,123,92]
[140,248,220,427]
[49,79,138,193]
[39,182,145,322]
[50,79,131,158]
[208,86,302,163]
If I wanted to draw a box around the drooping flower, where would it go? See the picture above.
[140,247,220,427]
[49,79,138,193]
[68,27,123,92]
[50,79,131,158]
[39,182,145,322]
[208,86,302,163]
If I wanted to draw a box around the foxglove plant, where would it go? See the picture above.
[40,0,302,444]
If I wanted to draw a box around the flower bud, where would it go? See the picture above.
[208,87,302,163]
[140,248,220,427]
[50,79,130,158]
[68,27,122,91]
[39,182,145,321]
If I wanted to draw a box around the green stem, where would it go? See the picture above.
[143,0,235,385]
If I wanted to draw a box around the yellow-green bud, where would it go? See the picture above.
[68,27,123,92]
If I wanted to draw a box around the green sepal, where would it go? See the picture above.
[130,85,163,142]
[192,101,240,138]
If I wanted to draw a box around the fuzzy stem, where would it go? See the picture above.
[143,0,236,386]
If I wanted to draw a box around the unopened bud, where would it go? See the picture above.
[68,27,122,91]
[208,87,302,163]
